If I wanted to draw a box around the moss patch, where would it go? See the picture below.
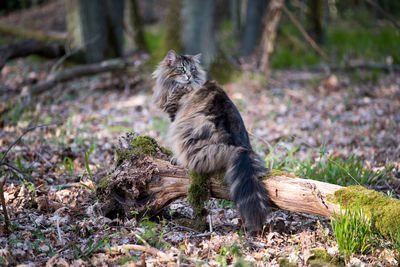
[307,249,342,267]
[187,171,209,217]
[278,258,297,267]
[266,170,296,178]
[96,176,111,191]
[115,135,172,165]
[330,185,400,236]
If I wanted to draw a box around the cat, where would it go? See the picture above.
[152,50,270,231]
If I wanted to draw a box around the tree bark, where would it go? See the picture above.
[307,0,326,45]
[182,0,216,70]
[0,39,65,70]
[240,0,267,57]
[258,0,285,75]
[77,0,124,63]
[124,0,147,52]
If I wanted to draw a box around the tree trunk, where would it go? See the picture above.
[307,0,326,45]
[258,0,285,75]
[229,0,242,39]
[124,0,147,52]
[182,0,216,70]
[67,0,124,63]
[148,0,183,68]
[240,0,267,57]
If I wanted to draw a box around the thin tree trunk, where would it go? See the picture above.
[77,0,124,63]
[125,0,147,51]
[258,0,285,75]
[307,0,326,45]
[240,0,267,57]
[182,0,216,70]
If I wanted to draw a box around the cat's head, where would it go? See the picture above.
[152,50,206,107]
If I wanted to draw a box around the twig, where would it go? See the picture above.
[28,58,129,97]
[282,5,331,62]
[170,225,203,234]
[36,152,52,168]
[0,122,61,165]
[109,244,172,261]
[192,231,213,238]
[208,214,213,233]
[49,35,100,75]
[135,233,150,248]
[248,131,274,152]
[56,216,64,245]
[0,177,10,231]
[365,0,400,31]
[2,162,22,174]
[48,182,81,191]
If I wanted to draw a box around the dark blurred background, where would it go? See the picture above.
[0,0,399,81]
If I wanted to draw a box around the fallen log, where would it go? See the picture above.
[96,133,400,236]
[0,23,66,43]
[28,57,131,96]
[0,39,65,70]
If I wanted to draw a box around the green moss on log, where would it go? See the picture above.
[266,170,296,178]
[96,176,111,192]
[115,135,172,165]
[330,185,400,236]
[307,249,342,267]
[187,171,209,217]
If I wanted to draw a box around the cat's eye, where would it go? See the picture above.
[178,67,184,72]
[190,67,196,72]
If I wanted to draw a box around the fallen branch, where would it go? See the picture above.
[307,62,400,72]
[96,134,400,236]
[109,244,172,260]
[282,5,331,62]
[0,23,66,43]
[365,0,400,31]
[0,39,65,71]
[28,58,131,97]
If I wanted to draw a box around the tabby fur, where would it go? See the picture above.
[152,50,270,230]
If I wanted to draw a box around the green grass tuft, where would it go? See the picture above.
[331,204,375,258]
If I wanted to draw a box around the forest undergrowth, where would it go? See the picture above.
[0,55,399,266]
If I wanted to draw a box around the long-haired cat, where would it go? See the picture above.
[152,50,270,231]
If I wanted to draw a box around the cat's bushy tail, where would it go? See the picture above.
[225,150,270,231]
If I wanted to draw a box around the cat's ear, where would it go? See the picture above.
[192,53,202,62]
[165,50,177,64]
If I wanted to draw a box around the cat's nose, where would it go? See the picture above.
[186,73,192,80]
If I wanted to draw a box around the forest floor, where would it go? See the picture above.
[0,55,399,266]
